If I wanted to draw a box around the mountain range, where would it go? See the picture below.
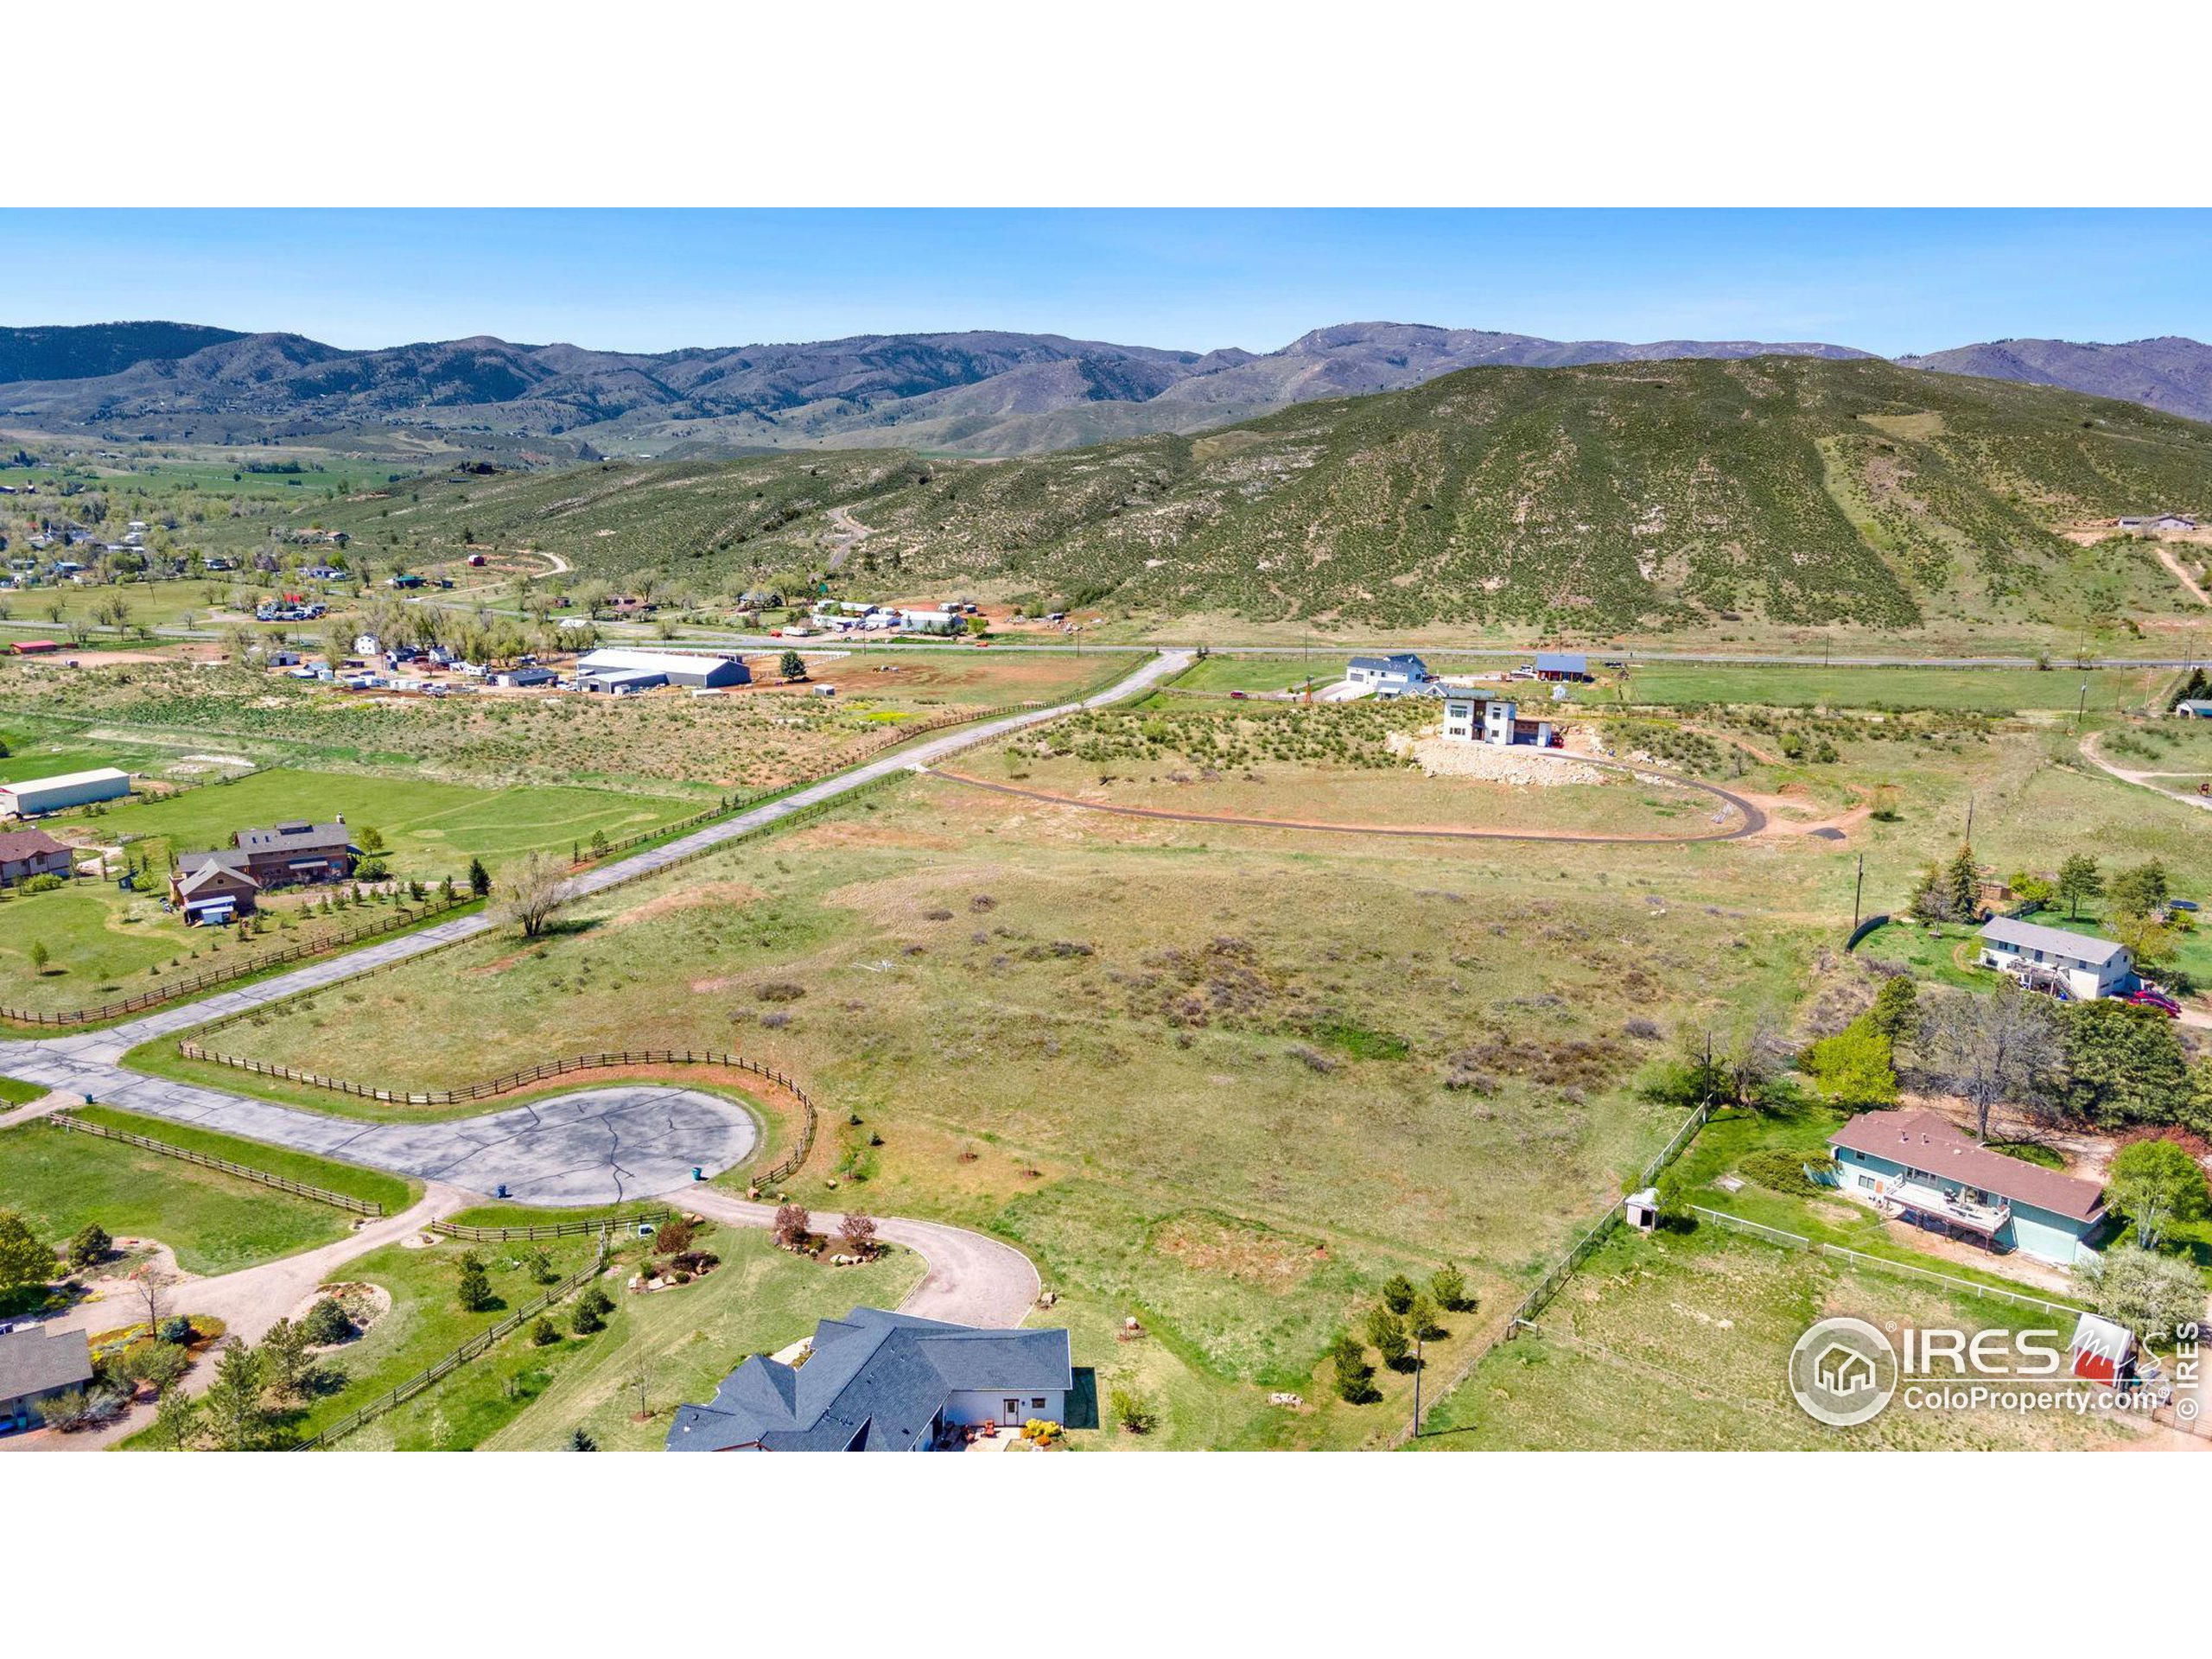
[3,319,2209,461]
[243,355,2212,635]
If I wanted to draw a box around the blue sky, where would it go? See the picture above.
[3,209,2207,358]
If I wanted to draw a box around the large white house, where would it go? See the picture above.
[1345,653,1429,696]
[1440,692,1555,748]
[1977,915,2134,1001]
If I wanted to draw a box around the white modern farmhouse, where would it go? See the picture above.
[1440,691,1558,748]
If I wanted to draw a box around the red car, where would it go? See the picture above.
[2124,988,2182,1017]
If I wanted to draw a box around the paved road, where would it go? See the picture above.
[0,650,1189,1205]
[678,1187,1038,1329]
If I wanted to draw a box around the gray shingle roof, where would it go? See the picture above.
[0,1326,92,1404]
[666,1307,1072,1452]
[1348,653,1428,675]
[1535,651,1589,674]
[1980,914,2130,969]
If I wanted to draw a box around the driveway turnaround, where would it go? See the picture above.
[0,651,1188,1205]
[1,1055,757,1207]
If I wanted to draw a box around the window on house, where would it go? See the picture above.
[1032,1398,1046,1408]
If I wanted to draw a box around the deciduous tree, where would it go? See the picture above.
[2106,1139,2210,1249]
[2056,854,2103,921]
[0,1211,54,1294]
[2077,1244,2205,1344]
[1923,985,2062,1141]
[493,851,572,939]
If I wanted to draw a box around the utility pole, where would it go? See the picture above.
[2075,679,2088,733]
[1853,854,1866,932]
[1964,794,1974,845]
[1411,1326,1424,1440]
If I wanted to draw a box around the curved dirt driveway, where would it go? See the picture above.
[926,753,1765,846]
[2080,731,2212,817]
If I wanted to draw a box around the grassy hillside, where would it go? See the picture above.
[194,357,2212,635]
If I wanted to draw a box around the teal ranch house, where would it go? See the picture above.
[1828,1109,2108,1266]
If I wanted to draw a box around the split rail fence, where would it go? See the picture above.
[294,1225,620,1450]
[0,893,473,1027]
[43,1111,385,1216]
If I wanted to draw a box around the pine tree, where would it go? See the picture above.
[1944,842,1981,920]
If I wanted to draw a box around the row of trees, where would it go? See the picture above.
[1912,844,2184,971]
[1329,1265,1473,1404]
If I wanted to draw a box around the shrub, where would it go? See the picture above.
[67,1223,111,1271]
[156,1316,194,1345]
[531,1317,561,1346]
[300,1298,355,1345]
[1740,1148,1831,1197]
[1110,1387,1156,1434]
[654,1215,696,1255]
[572,1300,606,1336]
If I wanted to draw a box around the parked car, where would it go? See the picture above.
[1229,690,1249,699]
[2124,988,2183,1017]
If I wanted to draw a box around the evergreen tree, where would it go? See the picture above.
[1943,842,1981,920]
[454,1251,494,1313]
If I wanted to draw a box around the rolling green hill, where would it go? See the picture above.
[216,357,2212,634]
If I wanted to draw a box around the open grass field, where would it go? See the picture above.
[959,748,1732,840]
[0,1107,391,1278]
[0,656,1092,794]
[1577,664,2168,715]
[181,760,1829,1444]
[796,646,1123,706]
[1412,1225,2143,1451]
[70,764,692,880]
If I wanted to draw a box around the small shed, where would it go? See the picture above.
[1624,1187,1660,1232]
[2069,1313,2136,1386]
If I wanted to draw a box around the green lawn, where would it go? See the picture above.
[220,1229,610,1446]
[73,1104,416,1213]
[372,1227,927,1452]
[0,1075,44,1107]
[0,871,472,1017]
[0,1112,372,1279]
[1170,653,1344,696]
[1579,664,2163,715]
[0,744,132,783]
[86,766,696,880]
[1413,1225,2133,1451]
